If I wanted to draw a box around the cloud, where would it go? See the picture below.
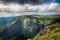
[0,2,60,17]
[48,3,59,10]
[0,3,59,12]
[0,0,53,4]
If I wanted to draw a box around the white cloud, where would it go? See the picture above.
[0,3,60,17]
[0,3,59,12]
[48,3,59,10]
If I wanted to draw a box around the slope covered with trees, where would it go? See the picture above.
[33,18,60,40]
[0,15,60,40]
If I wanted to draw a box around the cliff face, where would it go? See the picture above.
[33,23,60,40]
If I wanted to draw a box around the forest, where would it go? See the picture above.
[0,15,60,40]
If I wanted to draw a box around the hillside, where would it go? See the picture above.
[0,15,60,40]
[0,15,42,40]
[33,23,60,40]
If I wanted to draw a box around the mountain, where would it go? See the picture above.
[33,17,60,40]
[0,17,15,27]
[0,15,43,40]
[0,15,60,40]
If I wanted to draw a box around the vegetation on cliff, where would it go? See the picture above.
[33,25,60,40]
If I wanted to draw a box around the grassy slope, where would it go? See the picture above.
[33,25,60,40]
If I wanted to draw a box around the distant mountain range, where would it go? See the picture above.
[0,17,15,26]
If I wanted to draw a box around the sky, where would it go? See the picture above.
[0,0,60,17]
[0,0,54,4]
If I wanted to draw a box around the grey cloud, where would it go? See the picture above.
[0,3,59,17]
[1,0,54,4]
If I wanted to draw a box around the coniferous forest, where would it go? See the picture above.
[0,15,60,40]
